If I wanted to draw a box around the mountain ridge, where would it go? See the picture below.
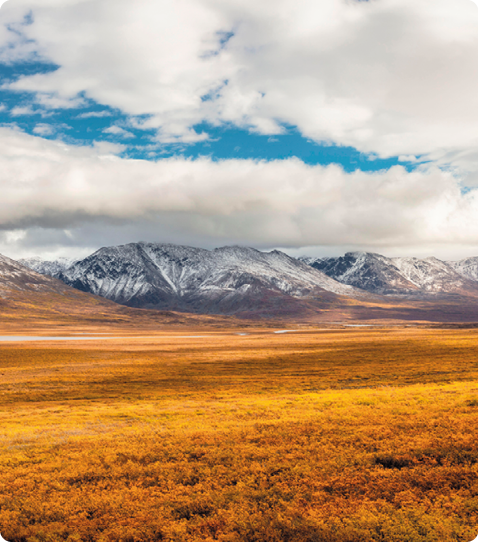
[301,251,478,297]
[48,242,361,317]
[18,256,76,279]
[17,244,478,321]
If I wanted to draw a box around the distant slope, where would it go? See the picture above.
[302,252,419,294]
[0,253,128,325]
[53,243,362,317]
[391,257,478,295]
[448,257,478,282]
[19,256,76,278]
[0,253,74,296]
[302,252,478,297]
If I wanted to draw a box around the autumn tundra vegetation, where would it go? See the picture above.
[1,326,478,541]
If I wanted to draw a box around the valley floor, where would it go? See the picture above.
[0,327,478,541]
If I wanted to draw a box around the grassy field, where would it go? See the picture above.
[1,326,478,541]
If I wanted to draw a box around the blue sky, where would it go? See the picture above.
[0,61,417,172]
[0,0,477,260]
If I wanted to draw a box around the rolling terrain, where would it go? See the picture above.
[3,251,478,539]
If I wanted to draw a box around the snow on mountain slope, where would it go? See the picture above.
[144,244,356,296]
[301,252,478,296]
[391,257,478,294]
[301,252,419,294]
[58,242,359,314]
[448,257,478,282]
[24,243,478,317]
[19,257,76,278]
[0,254,70,295]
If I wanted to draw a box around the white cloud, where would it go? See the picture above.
[32,123,54,135]
[0,127,478,259]
[9,104,56,117]
[76,110,113,119]
[103,125,134,138]
[2,0,478,173]
[91,140,127,155]
[34,93,85,110]
[10,105,35,116]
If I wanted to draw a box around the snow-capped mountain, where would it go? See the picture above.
[19,244,478,319]
[19,256,76,278]
[391,257,477,294]
[448,257,478,282]
[301,252,419,294]
[55,242,359,315]
[301,252,478,296]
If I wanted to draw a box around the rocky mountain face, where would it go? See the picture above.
[448,257,478,282]
[44,242,359,316]
[301,252,478,297]
[302,252,419,295]
[391,257,478,295]
[19,257,76,279]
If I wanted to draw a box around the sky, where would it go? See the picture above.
[1,0,478,260]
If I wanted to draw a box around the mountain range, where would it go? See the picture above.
[300,252,478,297]
[22,243,362,318]
[13,243,478,322]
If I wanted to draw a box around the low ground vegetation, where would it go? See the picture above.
[0,328,477,541]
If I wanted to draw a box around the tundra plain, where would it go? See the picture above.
[1,326,478,542]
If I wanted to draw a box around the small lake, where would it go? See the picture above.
[0,336,122,342]
[0,335,213,342]
[0,332,302,342]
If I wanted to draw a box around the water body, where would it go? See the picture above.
[340,324,376,328]
[0,335,214,342]
[0,332,302,342]
[0,336,122,342]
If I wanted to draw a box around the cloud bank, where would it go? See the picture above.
[0,127,477,259]
[1,0,478,258]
